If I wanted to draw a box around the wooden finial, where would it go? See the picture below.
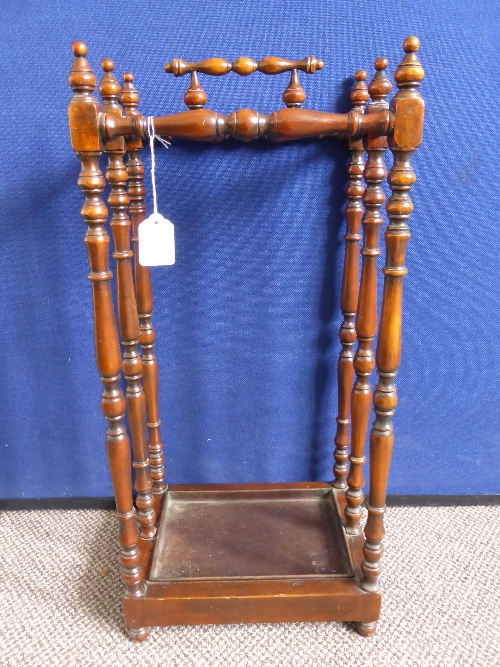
[368,57,392,105]
[98,59,121,105]
[350,70,369,110]
[121,72,139,111]
[403,35,420,53]
[68,41,95,93]
[101,58,114,72]
[374,57,388,70]
[183,71,207,110]
[72,41,87,57]
[282,69,306,108]
[394,36,424,89]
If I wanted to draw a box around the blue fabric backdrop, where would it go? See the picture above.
[0,0,498,498]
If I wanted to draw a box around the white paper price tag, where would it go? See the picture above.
[138,213,175,266]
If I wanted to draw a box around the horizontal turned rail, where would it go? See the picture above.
[103,107,393,143]
[164,56,324,77]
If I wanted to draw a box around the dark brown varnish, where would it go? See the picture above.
[361,36,425,596]
[164,55,324,77]
[332,70,368,490]
[99,60,156,540]
[121,72,166,498]
[67,38,425,642]
[345,59,392,536]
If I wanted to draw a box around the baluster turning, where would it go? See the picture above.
[345,58,392,534]
[332,70,369,489]
[121,72,167,497]
[99,60,156,537]
[165,55,324,77]
[361,37,425,598]
[68,42,144,600]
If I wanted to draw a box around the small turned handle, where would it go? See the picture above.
[165,56,324,77]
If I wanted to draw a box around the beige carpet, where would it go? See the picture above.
[1,505,499,667]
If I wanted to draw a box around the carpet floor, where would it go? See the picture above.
[1,505,499,666]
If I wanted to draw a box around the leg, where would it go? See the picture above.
[332,71,368,489]
[128,627,150,642]
[361,37,425,592]
[99,62,156,538]
[68,43,144,599]
[122,73,167,496]
[356,621,378,637]
[345,59,391,533]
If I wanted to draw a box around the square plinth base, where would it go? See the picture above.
[124,483,381,629]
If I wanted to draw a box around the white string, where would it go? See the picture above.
[147,116,171,216]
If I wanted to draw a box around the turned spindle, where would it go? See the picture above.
[345,58,392,534]
[332,70,369,490]
[361,37,425,592]
[105,106,391,144]
[99,60,156,538]
[68,42,144,599]
[282,69,306,108]
[165,55,324,77]
[121,72,166,497]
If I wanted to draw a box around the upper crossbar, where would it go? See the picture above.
[103,107,393,144]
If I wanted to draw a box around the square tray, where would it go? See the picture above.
[150,485,353,580]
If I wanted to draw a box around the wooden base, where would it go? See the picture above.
[124,483,380,632]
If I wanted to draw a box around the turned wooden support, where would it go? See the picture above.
[121,72,166,496]
[104,106,392,143]
[183,72,208,110]
[282,70,306,108]
[98,61,157,538]
[165,55,324,77]
[332,70,369,490]
[361,37,424,591]
[345,58,392,534]
[68,42,144,597]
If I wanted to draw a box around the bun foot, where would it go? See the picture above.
[355,621,378,637]
[128,626,150,642]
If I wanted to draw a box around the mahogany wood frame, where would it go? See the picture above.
[67,37,425,641]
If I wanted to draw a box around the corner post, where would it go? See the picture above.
[98,60,156,538]
[345,58,392,534]
[67,42,144,600]
[332,70,369,489]
[121,73,167,497]
[361,36,425,593]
